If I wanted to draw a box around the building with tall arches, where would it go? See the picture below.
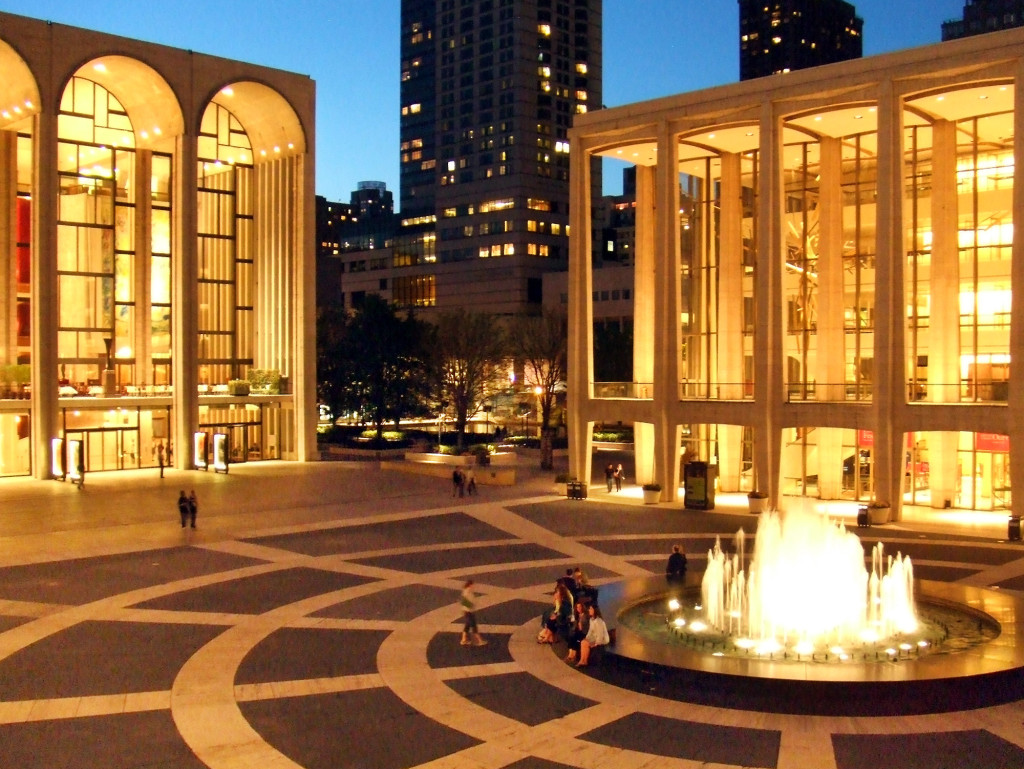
[567,26,1023,519]
[0,11,316,480]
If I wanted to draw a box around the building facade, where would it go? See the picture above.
[0,11,317,480]
[739,0,863,81]
[334,0,602,317]
[943,0,1024,40]
[568,27,1024,519]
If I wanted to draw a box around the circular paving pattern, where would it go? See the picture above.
[0,467,1023,769]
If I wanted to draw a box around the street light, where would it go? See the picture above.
[533,385,544,438]
[438,400,448,450]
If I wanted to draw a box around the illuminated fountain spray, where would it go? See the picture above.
[700,507,917,656]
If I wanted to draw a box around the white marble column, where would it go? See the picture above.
[928,118,962,507]
[30,111,57,479]
[815,137,846,498]
[172,133,198,470]
[717,152,744,492]
[567,137,595,486]
[633,163,656,486]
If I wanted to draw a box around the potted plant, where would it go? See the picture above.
[227,379,251,396]
[867,501,891,525]
[642,482,662,504]
[747,489,768,514]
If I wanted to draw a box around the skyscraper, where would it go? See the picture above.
[338,0,602,316]
[738,0,863,81]
[942,0,1024,40]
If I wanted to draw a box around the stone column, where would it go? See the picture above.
[633,163,656,486]
[815,137,846,498]
[0,132,16,366]
[134,150,153,387]
[928,118,962,507]
[653,122,683,501]
[172,133,198,470]
[567,136,595,486]
[717,151,745,491]
[755,102,784,504]
[872,80,906,517]
[1007,64,1024,515]
[31,110,58,479]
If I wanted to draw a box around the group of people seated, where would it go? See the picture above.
[536,567,610,667]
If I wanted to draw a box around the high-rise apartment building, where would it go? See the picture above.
[942,0,1024,40]
[335,0,602,316]
[738,0,863,80]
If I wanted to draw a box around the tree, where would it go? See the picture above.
[316,304,349,427]
[318,296,433,441]
[508,310,567,470]
[433,309,507,450]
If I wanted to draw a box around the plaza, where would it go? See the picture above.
[0,460,1022,769]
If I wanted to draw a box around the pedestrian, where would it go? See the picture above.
[157,442,165,478]
[605,463,614,492]
[460,579,487,646]
[452,467,462,497]
[177,490,189,528]
[614,463,623,492]
[466,467,477,495]
[187,489,198,528]
[666,543,687,582]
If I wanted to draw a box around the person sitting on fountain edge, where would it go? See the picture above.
[666,544,687,582]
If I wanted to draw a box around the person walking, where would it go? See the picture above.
[614,463,624,492]
[187,490,198,529]
[460,579,487,646]
[452,467,463,497]
[604,463,614,492]
[465,467,477,495]
[177,490,190,528]
[157,442,165,478]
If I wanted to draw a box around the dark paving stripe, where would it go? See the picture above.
[586,536,721,557]
[476,598,551,626]
[474,564,576,590]
[236,628,390,684]
[509,500,757,536]
[0,547,264,605]
[867,541,1020,566]
[0,710,208,769]
[0,620,225,699]
[241,688,480,769]
[446,671,598,726]
[995,573,1024,591]
[832,730,1024,769]
[504,759,579,769]
[134,566,376,614]
[427,631,513,667]
[313,583,459,621]
[0,615,30,632]
[580,711,781,767]
[245,512,510,556]
[353,543,569,574]
[913,564,982,582]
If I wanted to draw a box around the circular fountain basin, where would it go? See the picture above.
[598,575,1024,715]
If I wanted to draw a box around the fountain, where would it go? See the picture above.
[697,508,918,658]
[594,506,1024,715]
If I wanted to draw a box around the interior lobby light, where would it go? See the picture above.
[93,62,107,72]
[221,86,234,96]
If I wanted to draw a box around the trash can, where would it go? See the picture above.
[567,481,588,500]
[1009,516,1021,542]
[857,504,869,528]
[683,461,716,510]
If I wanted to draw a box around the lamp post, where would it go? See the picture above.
[483,402,493,438]
[438,400,448,451]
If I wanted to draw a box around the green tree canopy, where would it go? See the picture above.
[433,309,508,449]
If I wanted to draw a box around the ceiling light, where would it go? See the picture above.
[221,87,234,96]
[93,62,107,73]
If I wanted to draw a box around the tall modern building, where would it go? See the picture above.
[335,0,602,316]
[0,11,316,480]
[738,0,863,80]
[943,0,1024,40]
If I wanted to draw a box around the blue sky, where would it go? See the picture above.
[2,0,969,202]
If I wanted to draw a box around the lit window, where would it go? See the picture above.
[538,23,551,35]
[575,62,588,74]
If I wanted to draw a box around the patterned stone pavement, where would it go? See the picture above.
[0,460,1022,769]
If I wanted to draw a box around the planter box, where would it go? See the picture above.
[642,488,661,504]
[868,505,890,525]
[748,496,767,514]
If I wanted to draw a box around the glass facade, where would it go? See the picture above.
[0,16,315,482]
[569,35,1022,515]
